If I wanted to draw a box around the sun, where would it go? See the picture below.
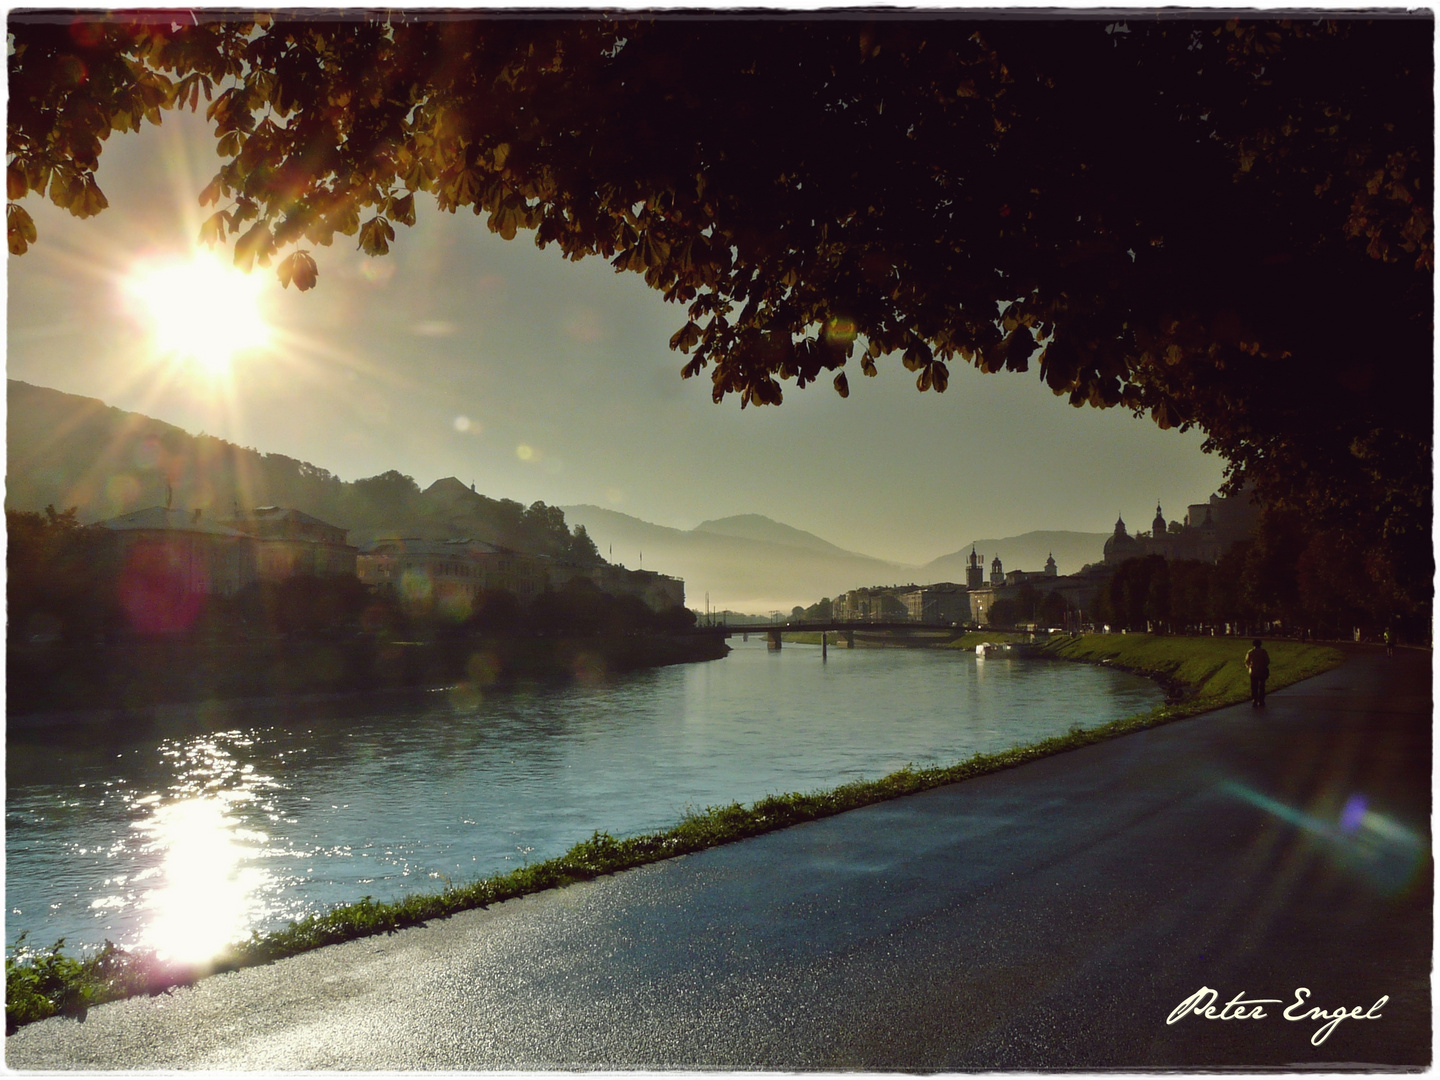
[124,251,273,375]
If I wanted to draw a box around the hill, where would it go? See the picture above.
[692,514,857,557]
[5,381,592,559]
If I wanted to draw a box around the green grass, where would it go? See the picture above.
[1040,633,1343,703]
[7,633,1344,1031]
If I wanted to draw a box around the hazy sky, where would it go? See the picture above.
[7,106,1226,566]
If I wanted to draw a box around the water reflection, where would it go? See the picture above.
[9,642,1164,958]
[136,796,271,963]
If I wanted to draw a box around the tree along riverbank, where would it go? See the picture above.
[6,633,730,718]
[5,633,1342,1030]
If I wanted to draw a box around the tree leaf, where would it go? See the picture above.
[234,221,274,272]
[276,249,318,290]
[358,216,394,256]
[198,209,231,246]
[668,320,703,353]
[7,203,37,254]
[388,193,415,227]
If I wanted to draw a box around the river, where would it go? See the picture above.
[6,638,1161,963]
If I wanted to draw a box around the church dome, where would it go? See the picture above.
[1104,530,1138,561]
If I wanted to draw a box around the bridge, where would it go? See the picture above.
[696,620,966,651]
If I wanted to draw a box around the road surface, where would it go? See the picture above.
[7,646,1431,1069]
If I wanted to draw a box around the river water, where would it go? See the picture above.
[6,639,1161,962]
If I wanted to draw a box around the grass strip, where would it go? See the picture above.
[6,635,1342,1031]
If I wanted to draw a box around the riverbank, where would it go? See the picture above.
[1038,633,1344,705]
[4,633,1342,1030]
[6,633,730,717]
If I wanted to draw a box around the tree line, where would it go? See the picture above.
[1091,512,1420,641]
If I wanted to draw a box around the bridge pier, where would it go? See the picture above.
[844,629,855,648]
[766,628,783,651]
[822,632,827,660]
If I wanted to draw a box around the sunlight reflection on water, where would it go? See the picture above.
[8,643,1166,960]
[135,795,272,963]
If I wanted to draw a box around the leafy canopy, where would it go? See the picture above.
[8,13,1433,604]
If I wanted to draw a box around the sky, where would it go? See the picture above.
[7,104,1227,567]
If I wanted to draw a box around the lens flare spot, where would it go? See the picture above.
[825,315,858,345]
[104,473,142,513]
[515,444,535,462]
[1339,794,1368,835]
[399,568,433,603]
[359,260,396,285]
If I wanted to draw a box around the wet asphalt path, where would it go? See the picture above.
[7,646,1431,1070]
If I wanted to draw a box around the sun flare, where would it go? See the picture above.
[124,252,273,375]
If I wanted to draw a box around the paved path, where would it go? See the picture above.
[7,647,1431,1070]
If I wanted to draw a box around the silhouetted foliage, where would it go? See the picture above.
[803,597,833,621]
[566,524,602,565]
[986,599,1020,629]
[467,587,526,633]
[228,574,371,637]
[1038,590,1069,628]
[525,576,690,637]
[6,507,123,643]
[347,470,422,518]
[1093,509,1421,639]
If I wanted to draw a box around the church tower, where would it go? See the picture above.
[1152,502,1167,538]
[990,554,1004,586]
[1044,553,1057,577]
[966,544,984,589]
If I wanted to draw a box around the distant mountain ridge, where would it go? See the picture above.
[560,504,910,613]
[922,530,1109,582]
[692,514,859,558]
[560,506,1109,614]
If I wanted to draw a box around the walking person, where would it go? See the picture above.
[1384,627,1395,656]
[1245,638,1270,708]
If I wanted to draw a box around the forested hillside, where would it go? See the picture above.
[6,380,598,559]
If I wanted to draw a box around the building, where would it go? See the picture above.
[94,506,255,597]
[1103,491,1261,567]
[833,587,910,622]
[228,506,357,581]
[965,545,985,589]
[897,583,970,624]
[357,538,548,605]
